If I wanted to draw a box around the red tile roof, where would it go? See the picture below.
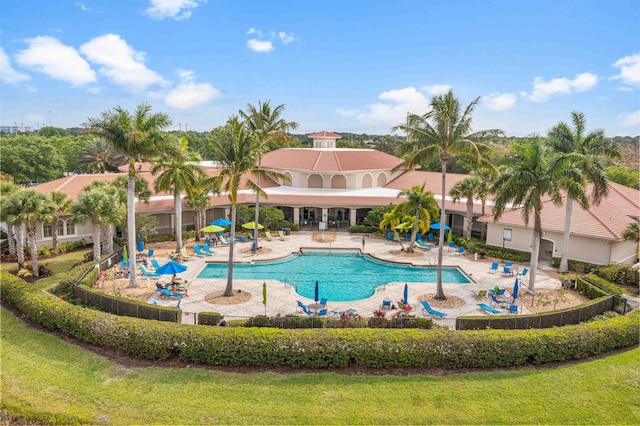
[478,181,639,241]
[262,148,403,172]
[308,131,341,138]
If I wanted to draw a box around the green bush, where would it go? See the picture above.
[147,233,174,243]
[198,311,221,326]
[349,225,380,234]
[485,245,531,262]
[576,277,610,299]
[551,257,600,274]
[281,221,299,231]
[2,271,639,370]
[596,264,639,287]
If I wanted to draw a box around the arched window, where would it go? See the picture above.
[331,175,346,189]
[362,173,373,188]
[308,174,323,188]
[283,172,293,187]
[376,173,387,187]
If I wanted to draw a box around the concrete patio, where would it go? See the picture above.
[147,231,561,324]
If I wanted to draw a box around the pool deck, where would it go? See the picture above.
[147,231,561,322]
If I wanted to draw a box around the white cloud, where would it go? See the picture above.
[484,92,517,111]
[15,36,96,86]
[75,2,90,12]
[422,84,451,96]
[0,46,30,84]
[246,28,295,52]
[279,32,294,44]
[335,108,358,117]
[612,53,640,88]
[339,86,430,129]
[144,0,205,20]
[80,34,167,92]
[619,110,640,127]
[521,72,598,102]
[247,39,274,53]
[164,68,220,109]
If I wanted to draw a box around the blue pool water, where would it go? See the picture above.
[198,250,471,302]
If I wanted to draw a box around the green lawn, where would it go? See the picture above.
[2,307,639,425]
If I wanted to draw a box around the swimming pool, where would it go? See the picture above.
[198,250,471,301]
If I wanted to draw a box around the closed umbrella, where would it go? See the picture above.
[122,245,128,265]
[241,221,264,230]
[137,235,144,252]
[403,283,409,305]
[512,278,520,300]
[155,261,188,275]
[211,218,232,227]
[447,229,453,244]
[314,280,319,302]
[263,282,267,316]
[202,224,225,233]
[430,222,451,231]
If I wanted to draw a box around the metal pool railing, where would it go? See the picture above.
[283,277,297,290]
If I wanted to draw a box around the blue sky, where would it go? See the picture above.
[1,0,639,137]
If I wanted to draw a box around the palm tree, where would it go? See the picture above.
[82,180,127,254]
[396,183,439,251]
[71,188,123,261]
[187,178,218,242]
[203,116,281,296]
[548,111,620,273]
[623,221,639,243]
[379,208,408,252]
[471,169,494,241]
[0,182,20,256]
[449,177,481,240]
[86,102,174,287]
[4,190,54,276]
[48,191,71,249]
[151,137,205,252]
[239,101,298,252]
[393,90,502,299]
[492,137,563,292]
[78,137,127,173]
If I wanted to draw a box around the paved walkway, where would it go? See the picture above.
[148,231,561,323]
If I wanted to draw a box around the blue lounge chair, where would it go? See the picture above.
[146,248,154,258]
[420,300,446,318]
[319,298,328,307]
[331,310,343,317]
[415,235,432,250]
[488,262,499,273]
[151,258,162,270]
[235,235,250,242]
[508,304,520,314]
[202,245,215,255]
[381,299,392,310]
[161,288,184,298]
[193,245,207,257]
[455,246,464,255]
[478,303,501,314]
[316,309,327,317]
[387,232,393,240]
[448,241,456,252]
[517,267,529,279]
[296,300,306,313]
[302,305,314,316]
[140,266,161,277]
[427,233,434,243]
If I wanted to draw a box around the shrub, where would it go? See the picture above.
[582,273,623,297]
[596,264,639,287]
[198,311,222,326]
[2,271,638,370]
[551,257,600,274]
[349,225,379,234]
[281,221,299,231]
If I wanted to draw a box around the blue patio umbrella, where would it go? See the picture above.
[137,235,144,252]
[430,222,451,231]
[512,278,520,300]
[403,283,409,305]
[155,261,188,275]
[314,280,319,302]
[211,218,232,227]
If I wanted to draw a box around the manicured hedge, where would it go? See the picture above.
[551,257,600,274]
[3,271,639,369]
[595,264,639,287]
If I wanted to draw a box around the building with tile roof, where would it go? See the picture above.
[7,131,638,266]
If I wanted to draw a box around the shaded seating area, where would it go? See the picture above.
[420,300,446,318]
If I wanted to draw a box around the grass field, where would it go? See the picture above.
[2,306,639,425]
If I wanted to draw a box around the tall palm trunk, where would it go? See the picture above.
[174,190,183,252]
[104,224,114,254]
[127,173,137,288]
[92,220,102,261]
[15,223,25,269]
[409,213,420,251]
[435,161,447,299]
[52,218,61,249]
[7,225,16,255]
[558,197,573,273]
[27,225,39,276]
[465,197,474,239]
[252,158,262,253]
[225,205,237,296]
[100,226,109,254]
[480,198,487,241]
[529,210,542,293]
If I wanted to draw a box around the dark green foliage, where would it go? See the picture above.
[576,277,610,299]
[551,257,600,274]
[3,271,638,369]
[582,273,623,296]
[362,205,394,228]
[198,312,222,326]
[281,221,299,231]
[349,225,380,234]
[596,264,639,286]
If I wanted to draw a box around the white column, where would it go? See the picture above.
[350,209,357,226]
[293,207,300,225]
[322,208,328,223]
